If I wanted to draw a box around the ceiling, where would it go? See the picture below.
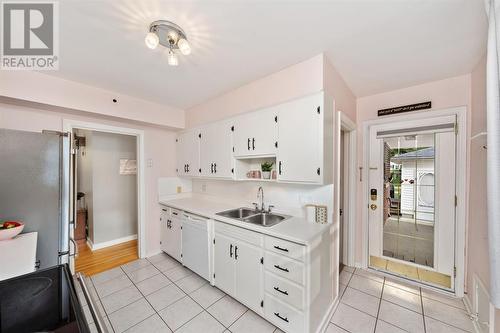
[49,0,487,109]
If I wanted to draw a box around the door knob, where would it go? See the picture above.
[370,204,377,211]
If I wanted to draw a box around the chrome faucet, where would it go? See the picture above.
[252,186,274,213]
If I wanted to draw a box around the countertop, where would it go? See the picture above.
[158,193,332,245]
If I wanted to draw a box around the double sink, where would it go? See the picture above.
[216,207,290,227]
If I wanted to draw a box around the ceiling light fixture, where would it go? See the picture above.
[145,20,191,66]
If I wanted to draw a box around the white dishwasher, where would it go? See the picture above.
[181,212,211,281]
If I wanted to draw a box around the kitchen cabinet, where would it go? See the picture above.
[233,107,277,157]
[277,93,331,184]
[176,129,199,177]
[160,208,182,262]
[200,119,233,178]
[213,223,264,313]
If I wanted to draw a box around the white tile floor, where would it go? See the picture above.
[79,253,475,333]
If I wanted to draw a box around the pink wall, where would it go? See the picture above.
[186,52,356,130]
[186,54,325,126]
[323,55,357,122]
[355,74,472,266]
[467,57,500,331]
[0,71,185,129]
[0,101,177,257]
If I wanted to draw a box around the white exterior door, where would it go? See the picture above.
[233,108,277,157]
[214,232,236,295]
[277,94,322,183]
[367,116,457,290]
[234,240,263,313]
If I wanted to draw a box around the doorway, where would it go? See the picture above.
[64,119,146,276]
[367,115,457,290]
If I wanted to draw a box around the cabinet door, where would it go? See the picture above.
[277,94,323,183]
[233,108,277,157]
[200,120,233,178]
[160,210,169,253]
[177,129,200,176]
[234,240,263,313]
[214,232,236,295]
[163,215,182,262]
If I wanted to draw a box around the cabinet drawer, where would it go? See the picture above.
[264,251,304,285]
[265,237,305,262]
[264,294,304,333]
[215,221,263,247]
[265,272,304,310]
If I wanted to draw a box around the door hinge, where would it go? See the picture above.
[181,253,183,258]
[317,106,321,114]
[274,115,278,123]
[317,167,321,175]
[455,195,458,207]
[260,300,264,307]
[232,146,234,152]
[274,141,278,148]
[213,238,215,244]
[260,257,264,264]
[213,273,215,278]
[454,266,457,277]
[231,125,234,132]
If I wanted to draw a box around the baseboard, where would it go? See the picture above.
[86,238,93,251]
[463,294,482,333]
[90,234,138,251]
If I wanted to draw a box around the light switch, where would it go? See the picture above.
[147,158,153,167]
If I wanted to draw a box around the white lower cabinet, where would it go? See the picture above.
[214,223,264,313]
[160,208,182,262]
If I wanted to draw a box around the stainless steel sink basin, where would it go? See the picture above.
[216,207,259,219]
[216,207,289,227]
[243,213,286,227]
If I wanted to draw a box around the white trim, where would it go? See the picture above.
[62,119,146,259]
[89,234,138,251]
[361,106,467,297]
[339,112,357,267]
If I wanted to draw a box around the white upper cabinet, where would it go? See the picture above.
[176,91,333,184]
[233,107,278,157]
[200,119,233,178]
[176,129,200,177]
[277,92,333,184]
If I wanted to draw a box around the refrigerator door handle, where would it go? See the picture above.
[69,237,78,258]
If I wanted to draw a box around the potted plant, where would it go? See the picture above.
[261,161,273,179]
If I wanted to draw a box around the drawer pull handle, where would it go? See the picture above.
[274,286,289,295]
[230,244,233,258]
[273,245,289,252]
[274,264,289,272]
[274,312,289,323]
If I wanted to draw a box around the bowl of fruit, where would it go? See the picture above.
[0,221,24,241]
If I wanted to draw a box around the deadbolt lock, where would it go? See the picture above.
[370,204,377,211]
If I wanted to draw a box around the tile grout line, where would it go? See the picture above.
[89,276,116,333]
[372,277,385,333]
[420,287,427,333]
[158,263,232,331]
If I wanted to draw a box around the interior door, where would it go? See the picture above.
[234,240,263,313]
[367,117,457,290]
[277,94,322,183]
[214,232,236,295]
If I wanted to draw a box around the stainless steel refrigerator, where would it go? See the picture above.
[0,128,73,270]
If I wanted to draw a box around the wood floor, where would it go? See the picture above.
[75,239,138,276]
